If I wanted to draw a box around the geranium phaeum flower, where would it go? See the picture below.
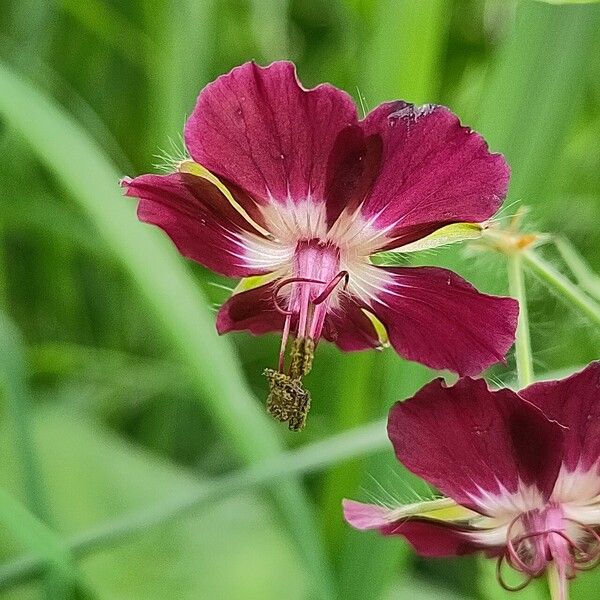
[122,61,517,430]
[344,363,600,597]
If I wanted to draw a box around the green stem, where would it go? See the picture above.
[0,418,388,591]
[554,236,600,303]
[508,253,534,388]
[547,562,568,600]
[523,250,600,328]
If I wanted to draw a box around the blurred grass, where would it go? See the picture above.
[0,0,599,599]
[0,58,335,599]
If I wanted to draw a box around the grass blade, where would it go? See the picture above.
[476,2,600,203]
[0,60,335,599]
[0,417,388,591]
[0,313,47,520]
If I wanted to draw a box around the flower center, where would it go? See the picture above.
[496,504,600,591]
[264,239,347,431]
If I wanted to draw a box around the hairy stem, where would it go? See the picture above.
[508,253,534,387]
[523,250,600,328]
[554,236,600,303]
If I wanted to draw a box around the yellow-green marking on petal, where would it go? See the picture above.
[395,222,484,253]
[178,159,275,239]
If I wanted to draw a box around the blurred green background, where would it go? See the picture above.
[0,0,599,598]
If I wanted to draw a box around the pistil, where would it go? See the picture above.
[263,241,348,430]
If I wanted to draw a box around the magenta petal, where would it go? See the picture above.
[370,266,518,376]
[322,295,381,351]
[343,500,481,557]
[388,378,564,511]
[360,102,509,238]
[521,362,600,473]
[216,281,287,336]
[382,519,483,557]
[185,61,358,204]
[123,173,276,278]
[342,499,391,529]
[324,126,382,227]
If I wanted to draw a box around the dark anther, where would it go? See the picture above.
[264,369,311,432]
[289,337,315,379]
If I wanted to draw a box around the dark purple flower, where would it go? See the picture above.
[123,61,517,429]
[344,363,600,595]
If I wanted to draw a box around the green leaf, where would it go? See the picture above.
[476,1,600,203]
[0,313,47,520]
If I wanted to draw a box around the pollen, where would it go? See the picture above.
[289,337,315,379]
[264,369,311,432]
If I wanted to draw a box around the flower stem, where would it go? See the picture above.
[508,253,534,388]
[547,562,568,600]
[523,250,600,328]
[554,236,600,303]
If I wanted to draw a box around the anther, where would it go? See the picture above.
[289,337,315,379]
[264,369,311,431]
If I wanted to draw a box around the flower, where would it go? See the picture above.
[343,363,600,596]
[122,61,518,430]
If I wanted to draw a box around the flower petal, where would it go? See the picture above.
[342,499,392,529]
[178,160,272,236]
[356,265,518,376]
[216,280,287,335]
[185,61,358,205]
[359,102,509,246]
[521,362,600,474]
[387,377,564,511]
[323,125,382,228]
[321,295,384,351]
[342,500,482,556]
[382,519,484,557]
[123,173,288,277]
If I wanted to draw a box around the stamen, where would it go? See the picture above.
[266,270,348,430]
[564,520,600,571]
[263,368,311,432]
[279,314,292,372]
[502,513,600,587]
[505,515,546,576]
[289,337,315,379]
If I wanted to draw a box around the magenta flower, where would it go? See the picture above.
[344,363,600,596]
[123,61,517,429]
